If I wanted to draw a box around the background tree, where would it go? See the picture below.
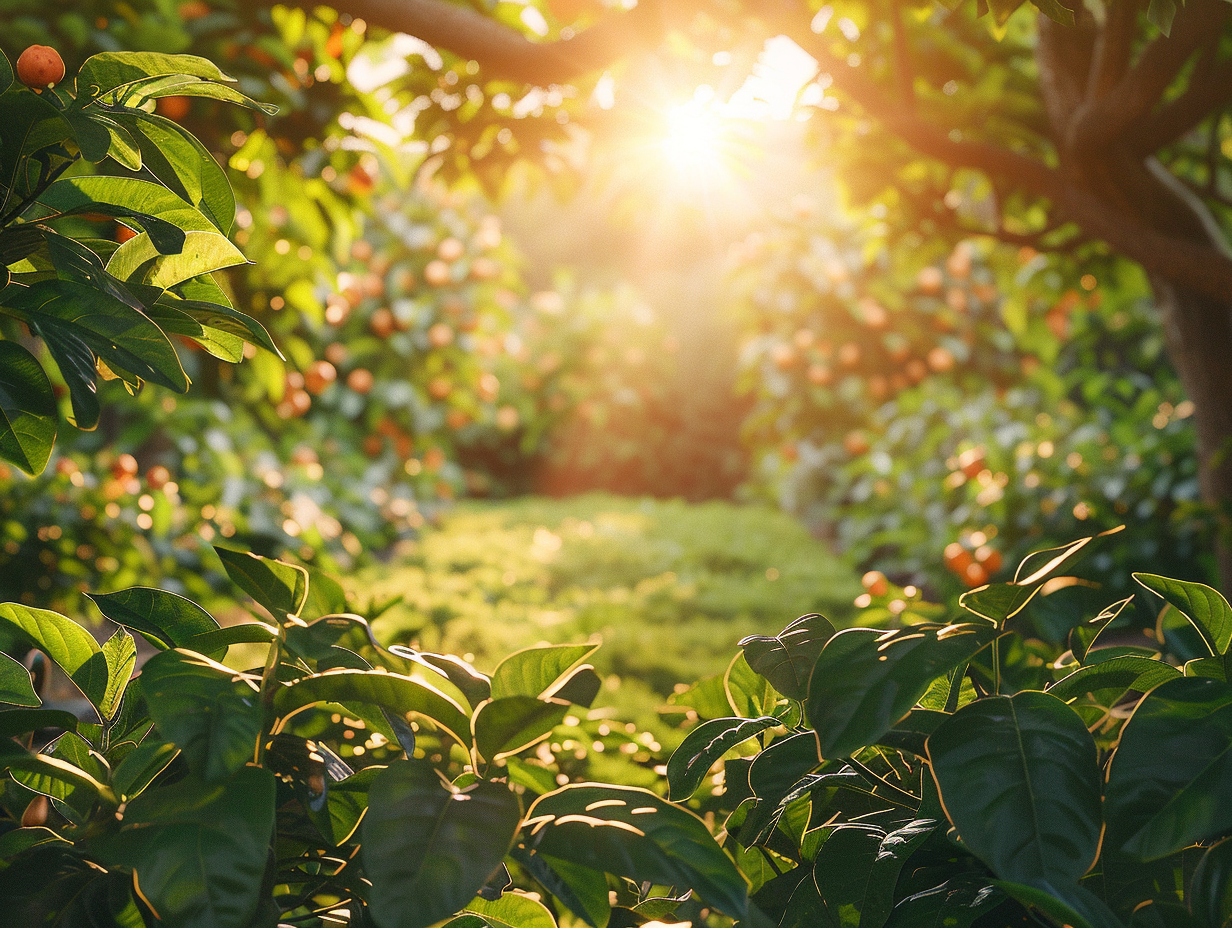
[306,0,1232,587]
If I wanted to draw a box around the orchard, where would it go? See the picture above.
[1,1,1231,927]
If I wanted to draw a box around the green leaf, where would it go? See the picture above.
[464,892,558,928]
[0,90,70,213]
[110,740,178,801]
[0,340,57,476]
[214,547,307,619]
[0,648,39,708]
[509,847,609,928]
[88,587,219,650]
[106,229,247,289]
[1070,596,1135,663]
[0,603,108,710]
[0,49,12,95]
[114,111,235,233]
[473,696,570,762]
[490,644,599,700]
[748,730,822,801]
[667,716,780,800]
[927,691,1102,886]
[119,75,278,116]
[8,750,110,804]
[882,875,1004,928]
[1029,0,1077,25]
[1048,655,1181,703]
[990,881,1123,928]
[959,583,1040,626]
[96,766,275,928]
[526,783,748,920]
[139,649,261,782]
[1105,677,1232,860]
[308,765,382,846]
[1134,574,1232,656]
[77,52,231,100]
[273,668,471,750]
[363,760,522,928]
[0,708,77,737]
[739,613,836,701]
[546,664,601,707]
[39,176,209,252]
[98,629,136,720]
[181,623,277,660]
[807,624,998,759]
[4,279,189,392]
[1190,836,1232,928]
[1147,0,1177,34]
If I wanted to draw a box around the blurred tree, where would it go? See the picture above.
[303,0,1232,586]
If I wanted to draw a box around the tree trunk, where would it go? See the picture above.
[1149,276,1232,589]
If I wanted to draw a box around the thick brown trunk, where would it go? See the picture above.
[1150,278,1232,589]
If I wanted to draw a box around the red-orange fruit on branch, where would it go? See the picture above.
[16,45,65,90]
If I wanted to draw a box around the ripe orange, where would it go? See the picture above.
[369,308,396,338]
[861,570,889,597]
[927,346,956,373]
[428,323,454,348]
[346,368,375,394]
[437,237,465,262]
[304,360,337,395]
[427,377,452,400]
[115,223,138,244]
[16,46,65,90]
[843,430,870,456]
[156,96,191,120]
[917,266,944,295]
[964,562,990,587]
[424,260,451,287]
[944,542,973,574]
[974,546,1003,573]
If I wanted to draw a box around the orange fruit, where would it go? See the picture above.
[16,46,65,89]
[843,430,870,456]
[304,360,337,395]
[156,96,191,120]
[346,368,374,394]
[927,346,956,373]
[917,266,944,295]
[428,323,454,348]
[424,260,451,287]
[944,542,973,574]
[427,377,452,400]
[437,237,465,262]
[861,570,889,597]
[369,308,396,338]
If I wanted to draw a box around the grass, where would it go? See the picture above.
[354,493,861,733]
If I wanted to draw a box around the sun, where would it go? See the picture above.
[660,98,726,173]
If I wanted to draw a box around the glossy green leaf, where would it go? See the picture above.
[0,650,39,707]
[739,613,836,700]
[1190,836,1232,928]
[215,547,307,619]
[98,629,136,720]
[510,848,609,928]
[308,765,381,846]
[110,740,177,802]
[106,229,247,288]
[1069,596,1135,663]
[463,892,558,928]
[181,623,277,659]
[526,782,748,919]
[0,49,12,94]
[0,340,56,476]
[139,649,261,782]
[473,696,570,762]
[874,708,947,757]
[114,111,234,233]
[97,766,275,928]
[1135,574,1232,656]
[1105,677,1232,860]
[490,644,599,700]
[990,881,1123,928]
[927,691,1102,885]
[274,668,470,750]
[88,586,219,649]
[748,730,822,800]
[8,751,110,805]
[4,279,189,392]
[0,708,77,737]
[808,624,998,759]
[1048,655,1180,703]
[882,875,1003,928]
[546,663,601,707]
[39,176,206,251]
[0,603,108,710]
[363,760,522,928]
[667,716,780,800]
[120,74,279,115]
[1186,657,1227,681]
[959,583,1038,626]
[77,52,231,99]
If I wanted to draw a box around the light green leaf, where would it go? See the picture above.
[106,229,247,288]
[39,176,209,252]
[0,339,57,476]
[464,892,558,928]
[1134,573,1232,656]
[77,52,231,100]
[0,603,108,710]
[363,760,522,928]
[98,628,136,720]
[490,644,599,700]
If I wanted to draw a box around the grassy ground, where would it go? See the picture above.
[353,494,861,732]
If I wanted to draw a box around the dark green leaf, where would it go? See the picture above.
[110,740,177,801]
[139,649,261,782]
[882,875,1004,928]
[927,691,1102,886]
[0,49,12,95]
[96,766,275,928]
[274,668,471,750]
[308,765,381,846]
[0,603,108,710]
[1070,597,1134,663]
[808,624,998,759]
[748,730,822,800]
[0,708,77,737]
[1134,574,1232,656]
[0,339,56,476]
[0,649,39,707]
[739,613,836,701]
[544,664,601,707]
[990,880,1123,928]
[667,716,780,800]
[214,547,307,619]
[510,847,609,928]
[959,583,1038,626]
[363,760,522,928]
[1190,836,1232,928]
[490,644,599,700]
[1048,656,1180,703]
[527,783,748,919]
[1105,677,1232,860]
[473,696,570,762]
[0,90,70,212]
[88,586,219,649]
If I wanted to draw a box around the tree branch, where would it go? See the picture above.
[1084,0,1140,101]
[1132,57,1232,154]
[1072,0,1230,149]
[280,0,679,85]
